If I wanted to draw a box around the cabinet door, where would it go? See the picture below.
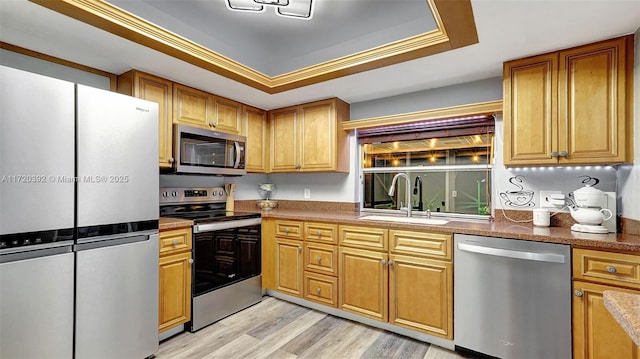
[299,99,336,171]
[158,251,191,333]
[270,107,298,172]
[275,238,304,297]
[558,37,628,164]
[388,254,452,339]
[503,53,558,165]
[243,106,268,173]
[173,83,213,129]
[339,247,387,322]
[213,96,242,134]
[572,281,640,359]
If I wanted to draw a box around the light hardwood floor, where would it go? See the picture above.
[157,296,474,359]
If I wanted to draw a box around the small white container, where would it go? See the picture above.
[533,208,550,227]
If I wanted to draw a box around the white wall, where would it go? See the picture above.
[617,27,640,221]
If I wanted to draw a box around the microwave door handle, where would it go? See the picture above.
[234,141,241,169]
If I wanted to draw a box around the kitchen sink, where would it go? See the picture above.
[359,215,449,226]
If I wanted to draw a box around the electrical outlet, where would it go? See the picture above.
[451,190,457,198]
[540,190,564,208]
[304,187,311,199]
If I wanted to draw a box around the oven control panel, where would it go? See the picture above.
[159,187,227,205]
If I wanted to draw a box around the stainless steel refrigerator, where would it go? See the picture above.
[0,66,160,359]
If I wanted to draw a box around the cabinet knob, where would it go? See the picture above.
[284,227,289,234]
[188,258,194,264]
[172,239,179,246]
[381,259,386,266]
[168,157,174,163]
[316,256,322,263]
[298,246,302,252]
[574,290,583,297]
[606,266,617,274]
[208,122,213,127]
[316,231,322,237]
[388,260,394,266]
[316,287,321,294]
[212,122,217,128]
[559,150,568,157]
[551,152,559,158]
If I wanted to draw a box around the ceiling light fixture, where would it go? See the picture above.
[225,0,313,20]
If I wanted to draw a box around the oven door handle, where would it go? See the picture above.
[194,218,262,233]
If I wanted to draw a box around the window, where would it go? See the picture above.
[359,116,493,217]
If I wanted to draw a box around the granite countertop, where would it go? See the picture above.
[159,217,194,231]
[257,209,640,252]
[603,290,640,346]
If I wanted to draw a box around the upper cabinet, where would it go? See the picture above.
[117,70,174,168]
[243,105,269,173]
[173,84,241,134]
[269,98,350,173]
[173,83,213,129]
[503,35,634,166]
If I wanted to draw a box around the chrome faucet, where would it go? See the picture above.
[388,173,412,217]
[413,176,423,212]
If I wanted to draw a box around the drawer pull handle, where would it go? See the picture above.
[316,231,322,237]
[316,287,321,294]
[606,266,617,274]
[574,290,583,297]
[172,239,179,246]
[316,256,322,263]
[284,228,289,234]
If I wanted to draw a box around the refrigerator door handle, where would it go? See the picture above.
[457,242,566,263]
[75,233,153,251]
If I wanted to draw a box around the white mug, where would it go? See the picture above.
[533,208,550,227]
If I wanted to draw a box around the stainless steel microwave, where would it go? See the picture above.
[173,124,246,176]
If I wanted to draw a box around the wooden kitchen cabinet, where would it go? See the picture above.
[572,248,640,359]
[213,95,242,134]
[116,70,174,168]
[173,83,213,129]
[268,98,350,173]
[243,105,269,172]
[389,254,452,339]
[275,237,304,297]
[572,281,640,359]
[339,246,388,322]
[158,227,192,333]
[504,35,633,165]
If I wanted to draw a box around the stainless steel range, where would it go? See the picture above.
[160,187,262,332]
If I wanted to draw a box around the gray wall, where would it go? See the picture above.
[350,77,503,120]
[0,49,111,90]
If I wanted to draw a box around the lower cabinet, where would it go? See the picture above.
[275,238,304,297]
[572,248,640,359]
[158,228,192,333]
[339,247,388,321]
[389,254,452,338]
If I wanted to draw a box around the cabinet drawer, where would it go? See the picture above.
[159,227,192,255]
[304,242,338,276]
[390,230,451,260]
[573,249,640,289]
[304,271,338,308]
[275,220,303,240]
[305,222,338,244]
[339,225,387,251]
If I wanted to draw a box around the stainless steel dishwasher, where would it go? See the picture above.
[454,234,571,359]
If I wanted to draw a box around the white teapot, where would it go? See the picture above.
[569,207,613,225]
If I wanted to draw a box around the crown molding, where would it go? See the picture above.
[29,0,478,94]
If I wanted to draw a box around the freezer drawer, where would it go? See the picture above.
[0,248,74,359]
[75,234,159,359]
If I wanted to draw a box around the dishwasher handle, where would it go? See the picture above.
[457,242,566,263]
